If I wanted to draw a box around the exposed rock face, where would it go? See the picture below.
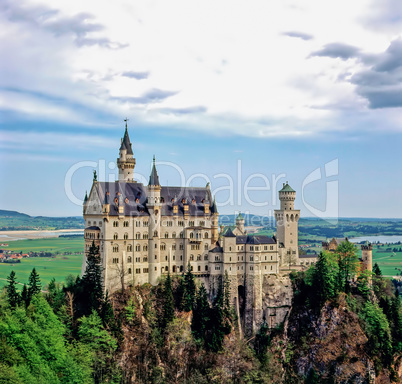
[262,273,293,329]
[286,294,377,383]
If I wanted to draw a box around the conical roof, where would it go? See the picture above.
[279,183,295,192]
[211,196,217,213]
[120,126,133,155]
[148,156,160,186]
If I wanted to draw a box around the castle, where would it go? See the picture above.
[83,124,303,333]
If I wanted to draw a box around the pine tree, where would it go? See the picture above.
[390,290,402,352]
[6,271,20,309]
[208,277,226,352]
[27,268,41,304]
[192,283,210,342]
[313,252,339,305]
[336,241,359,293]
[162,273,175,328]
[79,241,104,315]
[373,263,382,276]
[21,284,28,307]
[182,263,196,312]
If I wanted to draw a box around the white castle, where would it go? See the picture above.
[83,124,304,333]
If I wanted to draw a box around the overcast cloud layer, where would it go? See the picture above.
[2,0,402,138]
[1,0,402,218]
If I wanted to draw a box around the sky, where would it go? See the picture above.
[1,0,402,219]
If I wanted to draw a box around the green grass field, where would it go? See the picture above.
[4,237,84,254]
[372,247,402,277]
[0,237,84,289]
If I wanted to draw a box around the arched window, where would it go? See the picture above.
[128,256,132,263]
[135,233,141,239]
[172,232,176,238]
[143,245,148,251]
[164,232,169,238]
[180,266,183,272]
[135,245,140,251]
[179,232,184,238]
[190,254,194,261]
[204,254,208,260]
[173,266,176,273]
[204,232,209,239]
[190,232,194,239]
[124,233,128,240]
[113,221,119,227]
[127,244,132,252]
[154,231,158,237]
[143,233,148,239]
[128,268,132,274]
[113,233,118,240]
[204,244,208,250]
[197,254,201,261]
[205,265,208,271]
[198,266,201,271]
[113,245,119,252]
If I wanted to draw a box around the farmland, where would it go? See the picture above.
[0,237,84,289]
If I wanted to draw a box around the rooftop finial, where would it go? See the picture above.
[124,117,129,130]
[153,154,155,164]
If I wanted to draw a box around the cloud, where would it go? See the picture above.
[155,106,207,115]
[0,0,126,48]
[364,0,402,32]
[121,71,149,80]
[110,88,178,105]
[282,31,313,40]
[311,43,360,59]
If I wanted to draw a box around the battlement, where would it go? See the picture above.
[361,244,373,251]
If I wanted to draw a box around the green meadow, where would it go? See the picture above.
[0,237,84,289]
[372,246,402,277]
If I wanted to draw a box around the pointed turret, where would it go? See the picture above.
[148,155,160,186]
[211,196,218,214]
[117,119,136,182]
[120,124,133,155]
[83,191,88,215]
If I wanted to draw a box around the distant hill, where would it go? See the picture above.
[0,209,30,218]
[0,209,84,231]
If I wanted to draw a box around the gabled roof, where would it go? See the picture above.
[120,127,133,155]
[148,156,160,186]
[223,227,236,238]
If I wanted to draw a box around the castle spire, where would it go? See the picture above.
[148,155,160,186]
[117,119,136,182]
[120,119,133,155]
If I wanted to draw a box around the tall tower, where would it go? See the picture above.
[361,243,373,272]
[117,120,136,182]
[147,156,162,285]
[274,182,300,266]
[236,212,245,234]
